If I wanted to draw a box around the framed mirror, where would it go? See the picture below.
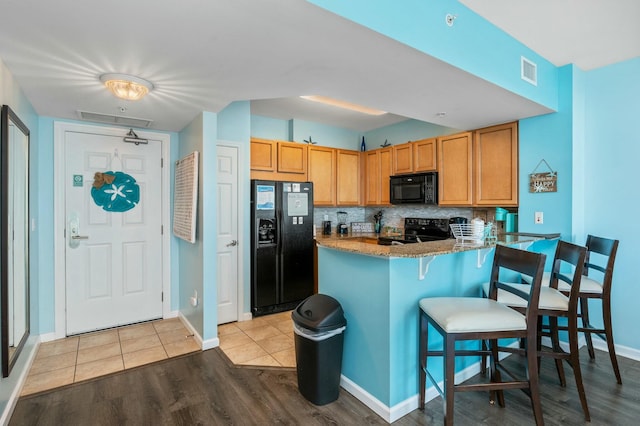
[1,105,30,377]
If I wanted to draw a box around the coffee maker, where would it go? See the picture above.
[337,211,349,235]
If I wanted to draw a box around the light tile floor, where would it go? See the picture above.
[22,318,200,396]
[218,310,296,368]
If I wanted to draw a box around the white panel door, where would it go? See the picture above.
[65,131,163,335]
[217,145,239,324]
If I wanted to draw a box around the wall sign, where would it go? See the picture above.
[529,159,557,193]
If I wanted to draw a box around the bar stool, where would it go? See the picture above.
[522,235,621,384]
[483,240,590,420]
[418,245,546,426]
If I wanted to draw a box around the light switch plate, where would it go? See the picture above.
[534,211,544,224]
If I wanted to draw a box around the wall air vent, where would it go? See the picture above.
[77,110,153,128]
[521,56,537,86]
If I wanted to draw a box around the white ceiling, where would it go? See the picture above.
[0,0,637,133]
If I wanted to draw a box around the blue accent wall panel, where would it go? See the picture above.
[518,65,574,240]
[583,57,640,349]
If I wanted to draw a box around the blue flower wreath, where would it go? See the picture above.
[91,171,140,212]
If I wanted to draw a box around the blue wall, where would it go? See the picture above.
[364,119,458,148]
[308,0,558,111]
[177,114,207,337]
[518,65,575,240]
[581,57,640,349]
[251,115,361,149]
[0,58,40,420]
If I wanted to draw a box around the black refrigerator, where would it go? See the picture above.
[251,180,314,316]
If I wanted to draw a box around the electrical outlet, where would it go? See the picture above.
[534,211,544,224]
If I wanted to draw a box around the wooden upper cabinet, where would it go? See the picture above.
[413,138,437,172]
[393,143,413,175]
[336,149,361,206]
[364,147,392,206]
[308,146,336,206]
[364,151,380,206]
[250,138,276,171]
[277,141,307,174]
[437,132,473,206]
[474,122,518,206]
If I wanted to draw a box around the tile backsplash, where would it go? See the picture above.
[313,205,475,234]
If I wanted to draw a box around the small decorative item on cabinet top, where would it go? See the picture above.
[529,159,557,193]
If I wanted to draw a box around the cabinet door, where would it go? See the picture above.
[413,138,437,172]
[277,141,307,174]
[250,138,276,171]
[393,143,413,175]
[364,151,380,205]
[364,148,392,206]
[308,146,336,206]
[474,122,518,206]
[437,132,473,206]
[336,149,361,206]
[379,147,393,205]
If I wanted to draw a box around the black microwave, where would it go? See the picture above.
[390,172,438,204]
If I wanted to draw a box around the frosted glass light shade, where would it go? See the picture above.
[100,73,153,101]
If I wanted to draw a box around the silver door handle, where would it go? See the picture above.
[226,239,237,247]
[71,235,89,240]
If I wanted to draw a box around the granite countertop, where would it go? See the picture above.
[315,232,555,258]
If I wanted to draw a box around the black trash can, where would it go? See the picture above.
[292,294,347,405]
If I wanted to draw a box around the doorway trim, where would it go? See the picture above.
[53,122,171,340]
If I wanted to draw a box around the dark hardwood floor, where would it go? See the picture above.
[10,347,640,425]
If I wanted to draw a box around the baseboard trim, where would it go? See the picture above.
[0,336,40,426]
[591,338,640,362]
[340,341,519,424]
[37,332,57,343]
[240,312,253,322]
[340,358,488,424]
[177,312,204,350]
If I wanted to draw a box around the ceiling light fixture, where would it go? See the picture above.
[100,73,154,101]
[300,95,386,116]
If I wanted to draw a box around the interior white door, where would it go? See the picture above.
[216,145,239,324]
[64,131,163,335]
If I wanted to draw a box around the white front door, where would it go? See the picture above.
[64,131,163,335]
[216,145,239,324]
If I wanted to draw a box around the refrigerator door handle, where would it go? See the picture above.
[277,208,284,301]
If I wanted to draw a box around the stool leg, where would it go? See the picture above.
[602,294,622,384]
[525,336,545,426]
[418,312,428,410]
[579,297,596,359]
[489,338,505,407]
[568,312,590,421]
[444,334,455,426]
[549,316,566,387]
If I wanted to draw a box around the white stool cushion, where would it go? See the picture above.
[481,282,569,311]
[522,271,603,294]
[419,297,526,333]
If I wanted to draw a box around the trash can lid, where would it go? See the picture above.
[291,294,346,332]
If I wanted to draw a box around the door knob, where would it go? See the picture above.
[71,235,89,240]
[226,239,238,247]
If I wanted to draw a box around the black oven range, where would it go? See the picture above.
[377,217,467,245]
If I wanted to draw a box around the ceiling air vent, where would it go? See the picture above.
[77,110,153,128]
[521,56,537,86]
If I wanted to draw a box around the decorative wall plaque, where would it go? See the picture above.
[529,159,557,193]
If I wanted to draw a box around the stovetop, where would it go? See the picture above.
[378,217,456,245]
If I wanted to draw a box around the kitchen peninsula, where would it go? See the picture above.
[315,234,555,423]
